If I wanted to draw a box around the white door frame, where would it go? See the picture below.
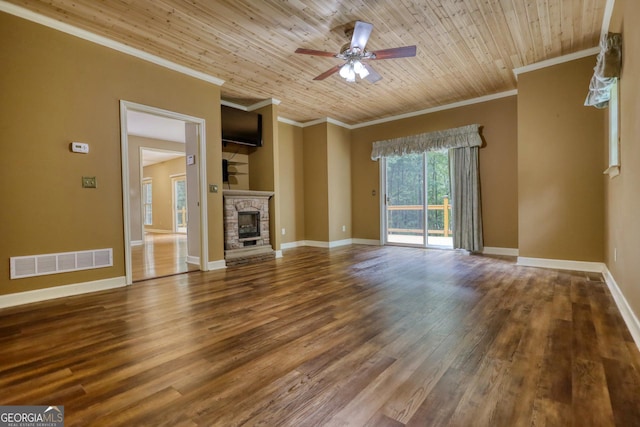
[380,154,451,249]
[119,100,209,284]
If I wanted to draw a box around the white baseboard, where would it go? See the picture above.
[303,240,331,248]
[131,240,143,247]
[483,247,519,256]
[328,239,352,248]
[352,239,381,246]
[301,239,354,248]
[207,259,227,271]
[517,257,605,273]
[602,267,640,351]
[275,250,283,259]
[283,239,380,248]
[0,276,127,309]
[281,241,304,250]
[186,256,200,266]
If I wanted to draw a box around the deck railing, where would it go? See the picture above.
[387,197,452,237]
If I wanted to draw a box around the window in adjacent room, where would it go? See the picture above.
[604,78,620,178]
[142,179,153,225]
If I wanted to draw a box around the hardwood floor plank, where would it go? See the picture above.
[537,319,573,405]
[486,298,553,426]
[404,308,511,426]
[0,246,639,426]
[572,358,616,426]
[602,357,640,426]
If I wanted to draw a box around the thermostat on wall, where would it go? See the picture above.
[70,142,89,154]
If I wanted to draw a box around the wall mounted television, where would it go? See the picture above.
[221,105,263,147]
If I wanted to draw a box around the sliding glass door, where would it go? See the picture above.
[383,151,452,248]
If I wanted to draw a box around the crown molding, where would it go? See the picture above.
[277,89,518,130]
[222,98,281,112]
[298,117,352,129]
[248,98,281,110]
[350,90,518,129]
[0,1,225,86]
[512,47,600,79]
[277,117,304,126]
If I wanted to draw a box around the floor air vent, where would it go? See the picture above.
[10,249,113,279]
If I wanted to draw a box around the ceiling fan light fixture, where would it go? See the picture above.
[295,20,416,83]
[339,63,351,79]
[340,62,357,82]
[354,60,370,79]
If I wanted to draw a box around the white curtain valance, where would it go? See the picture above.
[585,32,622,109]
[371,124,482,160]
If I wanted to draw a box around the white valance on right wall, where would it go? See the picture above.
[585,32,622,109]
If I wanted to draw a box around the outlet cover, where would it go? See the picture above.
[82,176,97,188]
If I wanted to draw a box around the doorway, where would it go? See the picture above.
[120,101,209,285]
[381,150,453,248]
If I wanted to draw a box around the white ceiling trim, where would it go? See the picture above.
[601,0,617,38]
[351,90,519,129]
[0,0,225,87]
[277,89,519,130]
[513,47,600,79]
[247,98,281,111]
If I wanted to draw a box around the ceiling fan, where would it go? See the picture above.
[295,21,417,83]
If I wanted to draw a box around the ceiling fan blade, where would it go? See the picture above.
[363,63,382,83]
[350,21,373,51]
[371,45,417,60]
[313,64,342,80]
[295,48,337,57]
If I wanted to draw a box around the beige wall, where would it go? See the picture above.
[517,57,605,261]
[303,124,330,241]
[0,12,222,295]
[351,96,519,248]
[327,123,352,242]
[143,157,186,232]
[606,0,640,321]
[278,122,305,243]
[248,103,280,250]
[221,151,249,190]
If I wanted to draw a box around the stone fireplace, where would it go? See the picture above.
[223,190,275,265]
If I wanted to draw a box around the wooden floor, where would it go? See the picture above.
[131,233,198,281]
[1,245,639,426]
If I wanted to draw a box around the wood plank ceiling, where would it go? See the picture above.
[5,0,607,124]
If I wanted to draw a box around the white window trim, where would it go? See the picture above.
[604,78,620,178]
[142,178,153,226]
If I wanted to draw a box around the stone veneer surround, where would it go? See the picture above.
[223,190,275,265]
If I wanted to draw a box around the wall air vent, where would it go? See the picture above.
[10,249,113,279]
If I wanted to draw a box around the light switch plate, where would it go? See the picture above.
[82,176,97,188]
[71,142,89,153]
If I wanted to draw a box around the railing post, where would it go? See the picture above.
[443,197,450,237]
